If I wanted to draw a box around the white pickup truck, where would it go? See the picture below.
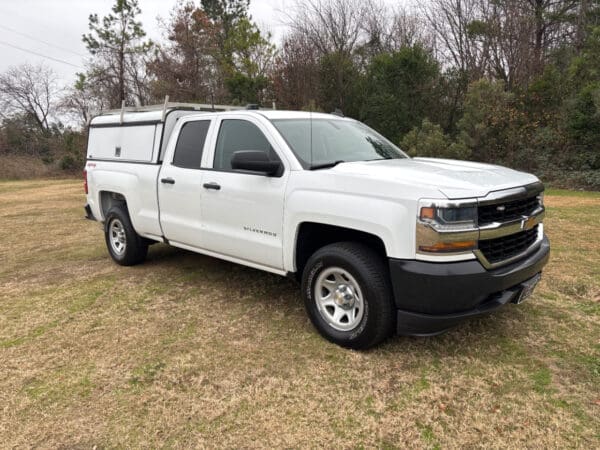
[84,103,549,349]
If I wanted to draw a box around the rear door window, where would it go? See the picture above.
[173,120,211,169]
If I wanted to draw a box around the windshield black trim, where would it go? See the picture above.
[310,160,345,170]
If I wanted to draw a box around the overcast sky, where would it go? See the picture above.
[0,0,293,85]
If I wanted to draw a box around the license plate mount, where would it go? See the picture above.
[515,274,541,304]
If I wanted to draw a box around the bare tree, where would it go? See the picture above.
[389,8,435,50]
[422,0,492,79]
[281,0,373,112]
[362,3,434,56]
[147,2,219,103]
[60,73,108,127]
[488,0,578,84]
[0,63,60,133]
[525,0,579,64]
[286,0,370,56]
[271,31,321,109]
[424,0,581,87]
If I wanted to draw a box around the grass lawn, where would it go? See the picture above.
[0,179,598,448]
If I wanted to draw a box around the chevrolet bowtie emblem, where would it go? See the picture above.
[521,216,536,230]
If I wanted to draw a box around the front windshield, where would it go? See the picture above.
[271,118,408,168]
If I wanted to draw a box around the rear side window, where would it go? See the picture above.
[173,120,210,169]
[214,119,276,171]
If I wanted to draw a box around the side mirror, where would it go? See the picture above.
[231,150,282,176]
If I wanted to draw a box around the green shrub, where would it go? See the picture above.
[361,46,441,143]
[59,155,77,170]
[566,83,600,151]
[457,79,526,165]
[41,155,54,165]
[401,119,471,160]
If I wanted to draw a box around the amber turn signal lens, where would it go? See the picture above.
[420,206,435,220]
[419,240,477,253]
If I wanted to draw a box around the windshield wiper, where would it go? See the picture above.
[363,157,393,162]
[310,160,345,170]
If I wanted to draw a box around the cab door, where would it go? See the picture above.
[158,119,212,248]
[199,117,289,270]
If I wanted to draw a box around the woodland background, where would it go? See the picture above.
[0,0,599,189]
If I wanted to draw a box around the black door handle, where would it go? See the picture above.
[203,182,221,190]
[161,178,175,184]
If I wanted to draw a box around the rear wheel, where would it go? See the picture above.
[104,205,148,266]
[301,242,395,349]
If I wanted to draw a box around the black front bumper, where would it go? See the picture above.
[389,236,550,335]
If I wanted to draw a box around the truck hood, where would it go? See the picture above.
[331,157,540,199]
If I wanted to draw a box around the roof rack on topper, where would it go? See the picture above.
[95,96,272,124]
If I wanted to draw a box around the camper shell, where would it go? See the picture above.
[87,103,252,163]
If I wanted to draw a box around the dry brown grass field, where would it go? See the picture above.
[0,155,64,179]
[0,179,598,448]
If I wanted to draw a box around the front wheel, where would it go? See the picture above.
[301,242,395,349]
[104,205,148,266]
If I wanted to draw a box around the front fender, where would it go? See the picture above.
[283,188,416,272]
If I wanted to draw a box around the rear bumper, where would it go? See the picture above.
[389,236,550,335]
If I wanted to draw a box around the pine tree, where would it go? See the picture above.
[83,0,152,108]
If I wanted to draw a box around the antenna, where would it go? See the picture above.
[309,101,313,169]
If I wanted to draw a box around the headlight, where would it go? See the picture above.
[417,200,478,254]
[420,205,477,227]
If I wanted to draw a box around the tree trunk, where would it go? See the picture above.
[533,0,545,72]
[576,0,589,50]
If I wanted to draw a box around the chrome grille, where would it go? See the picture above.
[478,195,539,225]
[478,225,539,264]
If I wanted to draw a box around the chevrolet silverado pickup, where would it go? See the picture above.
[84,103,550,349]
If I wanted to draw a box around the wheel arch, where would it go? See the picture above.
[99,190,128,221]
[292,222,388,278]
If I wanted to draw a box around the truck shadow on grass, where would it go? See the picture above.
[143,243,298,294]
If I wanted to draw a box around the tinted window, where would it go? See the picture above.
[173,120,210,169]
[214,119,277,171]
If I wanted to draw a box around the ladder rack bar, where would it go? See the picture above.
[100,102,250,116]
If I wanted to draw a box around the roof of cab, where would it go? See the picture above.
[255,110,350,121]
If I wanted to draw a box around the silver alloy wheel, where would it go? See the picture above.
[314,267,365,331]
[109,218,127,255]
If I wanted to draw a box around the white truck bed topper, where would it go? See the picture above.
[88,102,266,163]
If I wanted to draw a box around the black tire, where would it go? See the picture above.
[301,242,395,349]
[104,205,148,266]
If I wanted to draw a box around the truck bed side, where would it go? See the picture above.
[86,160,163,240]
